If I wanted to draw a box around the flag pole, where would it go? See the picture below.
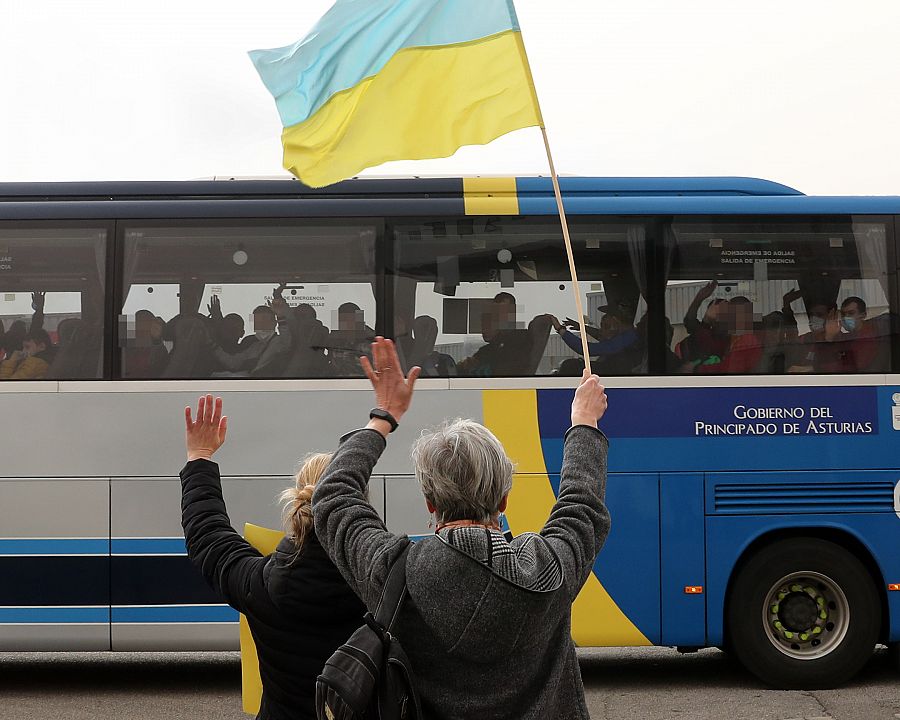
[513,17,593,369]
[540,125,593,367]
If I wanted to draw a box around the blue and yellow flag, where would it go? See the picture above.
[249,0,543,188]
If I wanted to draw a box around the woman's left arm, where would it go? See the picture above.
[181,396,264,613]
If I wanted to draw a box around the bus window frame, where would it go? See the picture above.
[0,218,115,381]
[112,216,386,381]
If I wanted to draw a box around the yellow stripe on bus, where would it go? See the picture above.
[463,177,520,215]
[483,389,651,647]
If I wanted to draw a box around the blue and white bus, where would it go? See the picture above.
[0,176,897,689]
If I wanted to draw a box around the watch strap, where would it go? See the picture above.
[369,408,398,433]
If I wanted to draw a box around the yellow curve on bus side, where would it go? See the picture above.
[483,389,651,647]
[240,523,285,716]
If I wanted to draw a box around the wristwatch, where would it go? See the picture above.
[369,408,398,433]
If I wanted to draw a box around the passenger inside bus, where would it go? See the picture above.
[122,309,169,379]
[0,319,28,360]
[0,291,46,362]
[206,295,247,355]
[395,314,454,377]
[824,296,887,373]
[675,282,730,365]
[0,328,55,380]
[325,302,373,377]
[456,292,548,376]
[546,300,641,376]
[281,302,331,378]
[211,302,293,378]
[689,297,763,374]
[756,311,791,374]
[783,295,835,373]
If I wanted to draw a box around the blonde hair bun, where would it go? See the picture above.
[278,453,333,553]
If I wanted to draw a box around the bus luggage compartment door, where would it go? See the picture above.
[0,478,110,650]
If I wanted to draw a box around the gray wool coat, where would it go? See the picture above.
[312,424,610,720]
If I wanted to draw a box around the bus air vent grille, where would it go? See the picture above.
[713,482,896,515]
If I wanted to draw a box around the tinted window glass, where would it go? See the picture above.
[0,226,106,380]
[392,217,649,376]
[666,218,893,374]
[119,223,377,379]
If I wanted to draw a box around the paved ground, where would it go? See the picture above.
[0,647,897,720]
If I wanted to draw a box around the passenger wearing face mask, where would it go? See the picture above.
[781,290,838,373]
[827,297,886,373]
[211,302,293,377]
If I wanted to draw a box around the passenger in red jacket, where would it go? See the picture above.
[694,297,763,374]
[822,297,888,373]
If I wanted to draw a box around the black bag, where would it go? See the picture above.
[316,545,421,720]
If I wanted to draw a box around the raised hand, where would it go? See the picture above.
[207,295,223,321]
[570,370,608,428]
[782,288,803,307]
[270,297,290,320]
[184,395,228,462]
[825,308,841,341]
[360,337,420,423]
[697,280,718,301]
[563,317,582,332]
[31,291,45,312]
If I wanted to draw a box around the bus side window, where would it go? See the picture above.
[118,223,378,380]
[0,226,106,380]
[666,218,894,375]
[391,218,650,377]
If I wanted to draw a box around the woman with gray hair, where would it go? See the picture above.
[313,337,610,720]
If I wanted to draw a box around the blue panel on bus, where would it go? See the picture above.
[660,474,706,646]
[513,193,900,216]
[0,538,108,556]
[581,473,660,644]
[536,386,900,473]
[0,606,109,624]
[111,538,187,555]
[515,176,804,198]
[111,604,238,623]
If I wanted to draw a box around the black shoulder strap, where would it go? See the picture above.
[374,543,411,632]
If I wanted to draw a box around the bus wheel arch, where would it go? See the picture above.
[723,529,885,688]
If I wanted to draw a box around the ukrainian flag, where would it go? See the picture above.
[250,0,543,188]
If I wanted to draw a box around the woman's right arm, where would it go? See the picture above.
[181,396,264,613]
[313,338,419,609]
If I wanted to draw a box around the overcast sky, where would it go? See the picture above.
[1,0,898,194]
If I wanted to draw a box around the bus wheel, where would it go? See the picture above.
[726,538,879,689]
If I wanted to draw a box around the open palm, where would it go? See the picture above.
[185,395,228,461]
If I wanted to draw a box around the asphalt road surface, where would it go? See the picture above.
[0,647,897,720]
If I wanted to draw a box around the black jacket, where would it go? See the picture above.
[180,459,365,720]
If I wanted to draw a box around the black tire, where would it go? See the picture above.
[726,538,880,689]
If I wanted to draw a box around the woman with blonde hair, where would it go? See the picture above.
[180,395,364,720]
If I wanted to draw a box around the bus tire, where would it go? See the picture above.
[726,538,880,689]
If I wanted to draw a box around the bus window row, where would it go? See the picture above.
[0,218,895,379]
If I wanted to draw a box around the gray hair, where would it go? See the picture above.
[411,419,514,524]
